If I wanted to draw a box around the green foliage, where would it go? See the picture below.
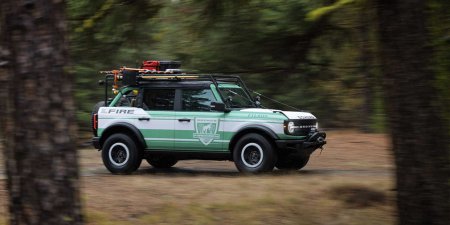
[430,0,450,135]
[67,0,448,131]
[307,0,355,21]
[68,0,162,129]
[150,0,382,128]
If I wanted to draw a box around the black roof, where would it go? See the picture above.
[101,72,254,105]
[129,80,214,89]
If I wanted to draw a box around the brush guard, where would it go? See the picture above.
[275,131,327,156]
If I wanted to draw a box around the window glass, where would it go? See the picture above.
[143,89,175,110]
[182,89,216,111]
[116,89,138,107]
[219,87,255,108]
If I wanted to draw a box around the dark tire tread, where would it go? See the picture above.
[146,156,178,168]
[233,133,277,173]
[102,133,142,174]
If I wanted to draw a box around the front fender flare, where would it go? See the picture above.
[228,125,279,151]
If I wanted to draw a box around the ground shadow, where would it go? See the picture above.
[84,166,392,178]
[116,166,341,177]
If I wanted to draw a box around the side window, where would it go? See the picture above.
[116,89,138,107]
[182,89,216,111]
[143,89,175,110]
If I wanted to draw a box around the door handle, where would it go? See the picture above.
[138,117,150,121]
[178,118,191,122]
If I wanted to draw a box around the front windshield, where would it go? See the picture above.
[219,86,255,108]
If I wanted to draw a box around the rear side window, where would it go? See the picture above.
[143,89,175,110]
[115,89,138,107]
[182,89,216,111]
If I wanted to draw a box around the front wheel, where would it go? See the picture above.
[102,133,142,174]
[233,134,277,173]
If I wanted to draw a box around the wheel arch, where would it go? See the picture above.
[228,125,279,153]
[99,122,147,150]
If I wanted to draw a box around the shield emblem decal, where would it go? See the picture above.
[193,118,220,145]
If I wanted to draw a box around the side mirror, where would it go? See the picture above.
[211,102,229,112]
[255,95,261,107]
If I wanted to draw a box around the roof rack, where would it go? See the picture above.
[100,67,211,87]
[99,67,255,107]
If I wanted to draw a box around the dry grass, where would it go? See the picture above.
[81,175,395,225]
[329,184,387,208]
[0,130,396,224]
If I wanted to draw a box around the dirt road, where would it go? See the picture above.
[0,130,396,225]
[79,129,393,175]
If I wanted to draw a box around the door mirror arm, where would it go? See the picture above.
[254,95,261,108]
[211,102,230,113]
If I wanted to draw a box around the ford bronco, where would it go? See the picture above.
[92,61,326,174]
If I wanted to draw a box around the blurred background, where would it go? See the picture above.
[69,0,449,134]
[0,1,449,224]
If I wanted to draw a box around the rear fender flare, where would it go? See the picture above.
[99,122,146,149]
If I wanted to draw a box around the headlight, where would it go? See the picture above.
[287,121,295,134]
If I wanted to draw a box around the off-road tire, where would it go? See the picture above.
[146,156,178,168]
[102,133,142,174]
[276,155,310,170]
[233,133,277,173]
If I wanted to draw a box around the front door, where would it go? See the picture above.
[174,88,225,151]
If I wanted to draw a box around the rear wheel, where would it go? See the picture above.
[233,134,277,173]
[276,155,310,170]
[102,133,142,174]
[146,156,178,168]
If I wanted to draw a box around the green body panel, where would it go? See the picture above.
[217,83,240,88]
[144,111,175,150]
[98,85,310,153]
[174,111,225,151]
[210,84,224,103]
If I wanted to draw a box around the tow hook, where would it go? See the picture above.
[301,131,327,150]
[317,136,325,154]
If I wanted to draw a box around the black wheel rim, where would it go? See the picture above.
[241,143,263,168]
[108,143,129,166]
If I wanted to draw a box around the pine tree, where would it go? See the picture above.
[0,1,83,224]
[377,0,450,224]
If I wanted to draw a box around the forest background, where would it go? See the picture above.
[0,0,449,224]
[69,0,448,134]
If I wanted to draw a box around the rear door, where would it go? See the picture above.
[174,88,226,151]
[140,88,176,150]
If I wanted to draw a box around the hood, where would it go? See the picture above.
[240,108,316,120]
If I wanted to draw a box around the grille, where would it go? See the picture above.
[292,119,317,136]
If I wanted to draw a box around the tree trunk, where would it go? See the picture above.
[0,1,83,225]
[359,0,374,133]
[377,0,450,225]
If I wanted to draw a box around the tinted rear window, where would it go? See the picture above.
[143,89,175,110]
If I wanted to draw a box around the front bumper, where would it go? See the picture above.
[275,131,326,155]
[92,137,101,149]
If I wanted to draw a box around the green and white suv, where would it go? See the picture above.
[92,66,326,174]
